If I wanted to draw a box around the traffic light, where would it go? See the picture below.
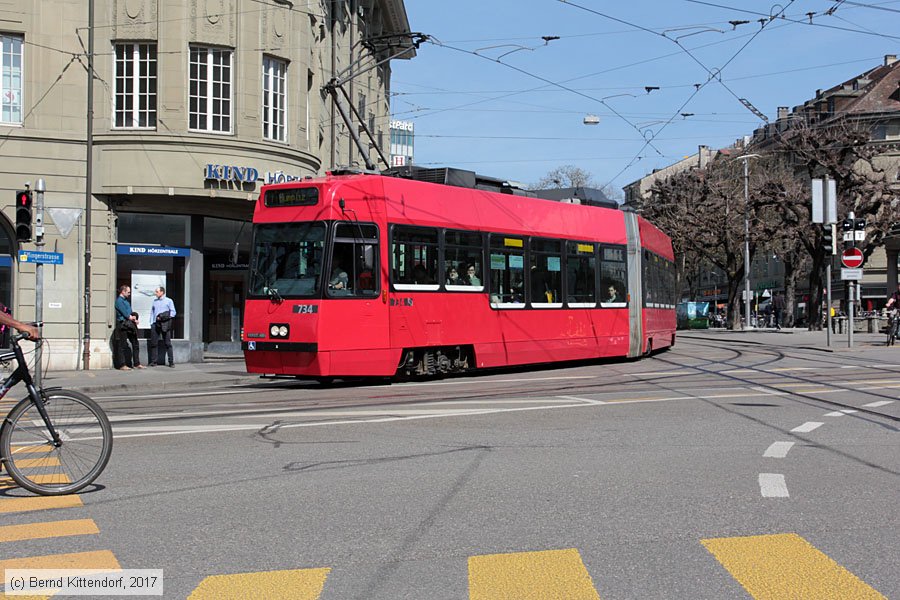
[854,218,866,231]
[841,218,853,233]
[15,190,32,242]
[822,223,836,255]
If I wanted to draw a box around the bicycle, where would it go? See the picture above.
[0,330,112,495]
[887,309,900,347]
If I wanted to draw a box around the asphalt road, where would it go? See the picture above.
[2,337,898,599]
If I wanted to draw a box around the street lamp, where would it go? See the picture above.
[736,153,759,329]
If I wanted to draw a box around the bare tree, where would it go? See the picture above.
[533,165,596,189]
[768,116,900,328]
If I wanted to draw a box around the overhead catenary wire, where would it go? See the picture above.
[426,37,667,157]
[557,0,798,187]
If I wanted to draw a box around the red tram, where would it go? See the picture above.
[242,171,676,378]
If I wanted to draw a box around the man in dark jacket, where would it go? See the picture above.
[772,291,786,330]
[114,285,143,370]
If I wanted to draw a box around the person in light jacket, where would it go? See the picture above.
[149,286,176,367]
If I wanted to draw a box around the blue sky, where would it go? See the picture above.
[390,0,900,192]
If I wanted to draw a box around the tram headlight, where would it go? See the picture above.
[269,323,290,338]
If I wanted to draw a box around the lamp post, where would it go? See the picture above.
[737,154,759,329]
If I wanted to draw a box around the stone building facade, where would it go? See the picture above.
[0,0,413,369]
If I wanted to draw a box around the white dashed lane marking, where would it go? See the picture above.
[862,400,895,408]
[763,442,795,458]
[759,474,790,498]
[790,422,823,433]
[824,410,858,417]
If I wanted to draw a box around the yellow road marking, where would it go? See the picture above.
[0,495,83,514]
[0,519,99,543]
[9,445,54,454]
[468,548,601,600]
[10,458,61,468]
[188,568,331,600]
[702,533,886,599]
[0,549,120,572]
[1,475,71,490]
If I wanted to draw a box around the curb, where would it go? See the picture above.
[682,334,836,353]
[59,376,261,395]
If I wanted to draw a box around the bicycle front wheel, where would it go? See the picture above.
[1,390,112,495]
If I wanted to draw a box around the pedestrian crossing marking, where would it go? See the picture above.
[0,549,120,572]
[187,568,331,599]
[701,533,886,599]
[468,548,601,600]
[0,494,83,514]
[0,519,99,543]
[1,475,71,490]
[9,445,54,454]
[9,458,61,469]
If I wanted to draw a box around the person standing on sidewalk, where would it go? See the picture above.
[772,291,785,331]
[114,285,144,370]
[149,286,176,368]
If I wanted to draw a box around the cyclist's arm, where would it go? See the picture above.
[0,312,40,340]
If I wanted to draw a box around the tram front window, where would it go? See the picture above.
[249,222,325,297]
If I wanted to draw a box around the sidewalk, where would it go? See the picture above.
[679,327,889,352]
[38,357,260,395]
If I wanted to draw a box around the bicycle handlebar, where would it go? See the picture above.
[12,322,42,343]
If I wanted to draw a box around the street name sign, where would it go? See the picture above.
[18,251,63,265]
[841,248,864,268]
[841,268,863,281]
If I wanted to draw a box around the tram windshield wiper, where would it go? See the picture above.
[266,286,283,303]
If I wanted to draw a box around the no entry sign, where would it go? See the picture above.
[841,247,864,268]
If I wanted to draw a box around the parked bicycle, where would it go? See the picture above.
[0,330,112,495]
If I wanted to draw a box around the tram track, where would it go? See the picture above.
[87,337,900,427]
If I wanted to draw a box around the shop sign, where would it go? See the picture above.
[204,164,260,183]
[117,244,190,257]
[210,262,249,270]
[264,171,305,184]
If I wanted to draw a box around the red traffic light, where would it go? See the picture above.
[16,190,31,207]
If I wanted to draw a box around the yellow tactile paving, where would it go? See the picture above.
[468,548,601,600]
[0,519,99,543]
[0,549,120,572]
[1,475,71,490]
[0,494,83,514]
[702,533,886,600]
[188,568,331,600]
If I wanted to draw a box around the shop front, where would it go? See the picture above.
[115,212,252,361]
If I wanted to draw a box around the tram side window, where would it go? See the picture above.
[530,238,562,307]
[328,222,379,298]
[392,225,439,290]
[444,230,484,291]
[489,235,525,307]
[566,242,596,306]
[662,259,673,307]
[600,245,627,308]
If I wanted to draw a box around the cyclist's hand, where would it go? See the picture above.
[18,324,40,341]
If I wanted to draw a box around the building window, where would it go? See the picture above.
[262,56,287,142]
[189,46,232,133]
[1,34,23,124]
[114,43,157,128]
